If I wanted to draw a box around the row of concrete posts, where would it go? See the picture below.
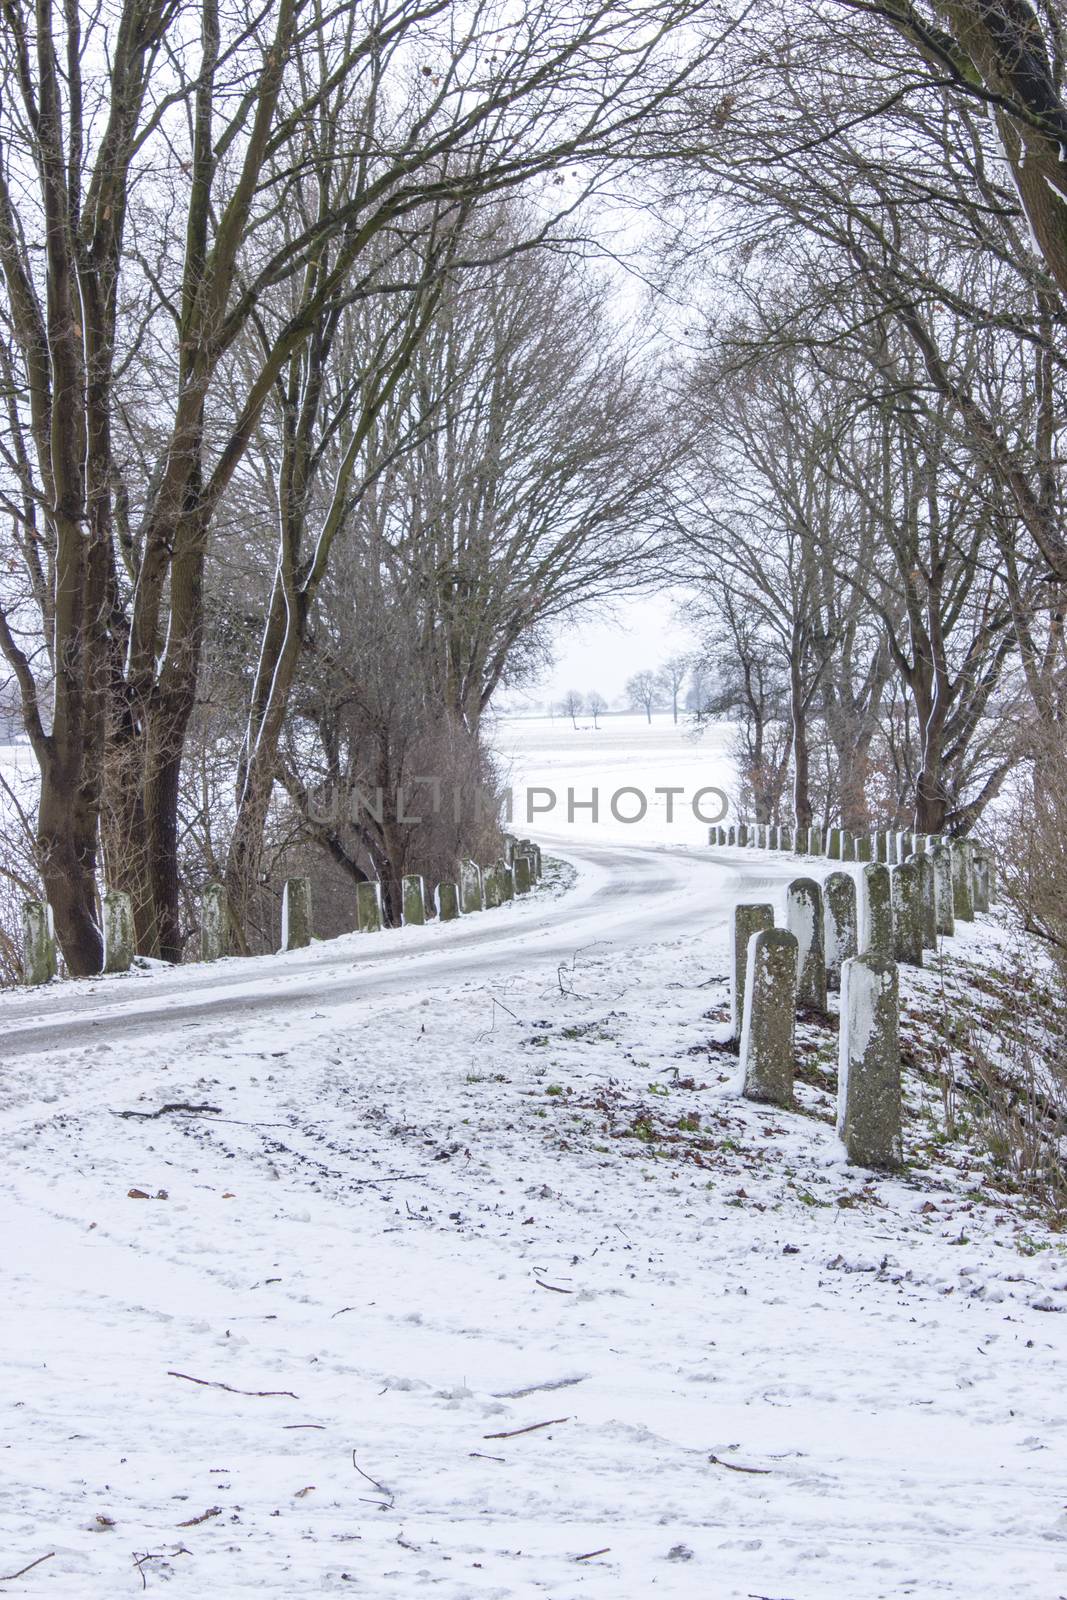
[726,834,993,1171]
[22,836,544,982]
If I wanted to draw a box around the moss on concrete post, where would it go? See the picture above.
[875,832,887,863]
[891,862,923,967]
[827,828,842,860]
[727,824,736,846]
[437,881,460,921]
[740,928,798,1108]
[737,823,749,847]
[200,884,230,961]
[787,877,827,1012]
[402,874,426,926]
[842,833,857,862]
[779,825,793,851]
[886,832,899,866]
[861,864,894,960]
[730,901,775,1041]
[930,844,954,937]
[856,835,873,863]
[483,863,504,909]
[356,880,382,932]
[910,852,937,950]
[837,952,903,1170]
[823,871,858,992]
[514,854,534,894]
[460,860,483,913]
[951,839,975,922]
[972,849,991,912]
[103,889,136,973]
[499,861,515,901]
[22,899,57,985]
[280,877,312,951]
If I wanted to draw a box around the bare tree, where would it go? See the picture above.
[587,690,608,728]
[561,690,585,730]
[658,655,690,723]
[626,670,658,723]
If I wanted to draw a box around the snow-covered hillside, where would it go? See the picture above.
[0,721,1063,1598]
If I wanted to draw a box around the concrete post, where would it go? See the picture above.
[514,854,534,894]
[856,835,873,863]
[103,889,136,972]
[356,880,382,932]
[951,839,975,922]
[837,953,903,1170]
[787,877,827,1013]
[931,844,954,937]
[460,860,483,913]
[730,901,775,1040]
[891,861,923,967]
[827,828,842,861]
[402,874,426,926]
[200,884,230,961]
[972,851,990,914]
[824,871,858,992]
[737,823,749,847]
[861,864,894,960]
[910,852,937,950]
[740,929,798,1108]
[437,881,460,921]
[22,899,57,984]
[875,831,887,863]
[842,833,857,862]
[280,877,312,951]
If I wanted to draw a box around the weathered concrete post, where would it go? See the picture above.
[356,880,382,932]
[727,824,737,846]
[951,839,975,922]
[730,902,775,1040]
[200,884,230,961]
[891,861,923,967]
[856,835,873,863]
[498,861,515,901]
[483,863,501,909]
[823,871,858,992]
[860,864,894,960]
[402,874,426,926]
[910,852,937,950]
[875,831,887,863]
[886,831,899,866]
[739,929,798,1108]
[779,825,793,851]
[972,849,991,914]
[737,823,749,847]
[842,833,857,862]
[837,953,903,1170]
[514,854,534,894]
[280,877,312,951]
[460,860,483,913]
[787,877,827,1013]
[827,828,842,861]
[930,844,954,937]
[437,881,460,921]
[103,889,136,973]
[22,899,57,984]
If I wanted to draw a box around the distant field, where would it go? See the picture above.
[490,711,738,848]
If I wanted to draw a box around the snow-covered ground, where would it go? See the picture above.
[0,719,1065,1597]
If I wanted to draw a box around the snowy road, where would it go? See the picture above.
[0,840,804,1058]
[1,836,1065,1600]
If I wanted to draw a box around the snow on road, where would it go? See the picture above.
[0,718,1064,1597]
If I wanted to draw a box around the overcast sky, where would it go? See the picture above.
[501,589,701,711]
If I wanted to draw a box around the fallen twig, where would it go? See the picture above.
[176,1506,220,1528]
[469,1451,506,1462]
[575,1547,610,1562]
[351,1455,394,1507]
[709,1452,771,1475]
[114,1103,221,1120]
[282,1423,325,1430]
[0,1552,55,1581]
[535,1279,573,1294]
[168,1370,297,1399]
[483,1417,569,1440]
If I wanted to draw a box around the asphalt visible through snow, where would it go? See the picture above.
[0,841,815,1058]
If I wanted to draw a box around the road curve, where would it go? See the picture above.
[0,840,826,1059]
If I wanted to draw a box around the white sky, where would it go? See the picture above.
[502,588,702,710]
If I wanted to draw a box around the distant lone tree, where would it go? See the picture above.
[658,656,691,724]
[587,690,608,729]
[561,690,585,730]
[626,671,658,724]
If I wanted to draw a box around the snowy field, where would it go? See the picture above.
[0,719,1065,1597]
